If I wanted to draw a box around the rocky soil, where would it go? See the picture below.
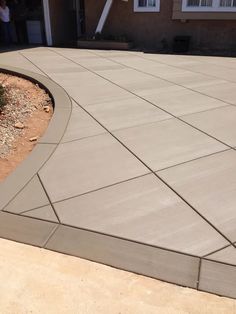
[0,73,53,181]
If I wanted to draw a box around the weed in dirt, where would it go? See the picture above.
[0,84,6,112]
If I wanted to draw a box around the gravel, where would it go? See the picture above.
[0,73,52,158]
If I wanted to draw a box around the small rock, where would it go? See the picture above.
[14,122,25,129]
[43,106,50,113]
[29,136,38,142]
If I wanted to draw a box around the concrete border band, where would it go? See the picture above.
[0,66,235,300]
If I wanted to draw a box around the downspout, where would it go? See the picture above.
[43,0,53,46]
[95,0,114,34]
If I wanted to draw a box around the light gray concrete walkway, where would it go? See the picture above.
[1,47,236,298]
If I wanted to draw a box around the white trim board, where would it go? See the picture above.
[95,0,114,34]
[43,0,53,46]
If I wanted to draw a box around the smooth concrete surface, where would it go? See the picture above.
[1,47,236,299]
[140,85,227,116]
[46,225,200,289]
[183,106,236,147]
[1,239,236,314]
[61,102,106,143]
[85,96,171,131]
[159,150,236,242]
[0,212,56,246]
[39,133,149,203]
[199,260,236,299]
[114,118,226,171]
[207,245,236,264]
[22,205,59,223]
[3,175,50,214]
[54,174,227,256]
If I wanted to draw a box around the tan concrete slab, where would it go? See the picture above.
[22,205,58,223]
[21,50,83,74]
[61,102,106,143]
[51,47,98,57]
[114,119,226,171]
[0,51,44,75]
[191,81,236,105]
[167,73,219,87]
[181,62,236,83]
[3,175,49,214]
[21,51,86,77]
[39,133,149,203]
[0,212,56,246]
[107,54,222,88]
[87,49,132,58]
[106,55,176,77]
[142,85,226,116]
[65,55,125,71]
[159,150,236,242]
[86,97,171,131]
[50,71,98,88]
[0,143,56,211]
[2,48,236,301]
[98,68,172,94]
[54,174,227,256]
[139,55,236,84]
[55,73,131,106]
[206,245,236,265]
[182,106,236,147]
[200,56,236,70]
[46,225,200,288]
[199,260,236,299]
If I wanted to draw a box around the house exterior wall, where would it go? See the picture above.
[84,0,236,53]
[173,0,236,20]
[48,0,77,45]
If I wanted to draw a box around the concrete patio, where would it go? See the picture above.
[1,47,236,299]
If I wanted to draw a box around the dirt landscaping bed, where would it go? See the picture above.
[0,73,53,182]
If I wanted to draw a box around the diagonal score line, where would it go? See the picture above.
[19,48,234,247]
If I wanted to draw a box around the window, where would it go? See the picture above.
[220,0,236,7]
[182,0,236,11]
[134,0,160,12]
[187,0,213,6]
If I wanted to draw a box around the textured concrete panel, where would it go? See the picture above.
[159,150,236,242]
[4,176,49,214]
[114,119,226,171]
[54,174,227,256]
[0,212,56,247]
[39,133,149,202]
[46,225,200,288]
[199,260,236,299]
[183,106,236,147]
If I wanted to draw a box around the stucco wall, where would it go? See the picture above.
[84,0,236,53]
[49,0,77,45]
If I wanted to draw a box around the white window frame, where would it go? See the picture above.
[134,0,160,12]
[182,0,236,12]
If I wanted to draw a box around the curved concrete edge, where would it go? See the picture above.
[0,66,236,300]
[0,65,72,211]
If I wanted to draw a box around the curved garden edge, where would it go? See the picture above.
[0,65,72,212]
[0,66,235,301]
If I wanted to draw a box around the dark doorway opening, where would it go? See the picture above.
[76,0,85,38]
[1,0,46,46]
